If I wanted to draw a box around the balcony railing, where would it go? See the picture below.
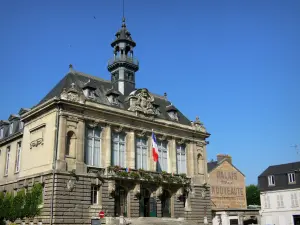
[108,56,139,67]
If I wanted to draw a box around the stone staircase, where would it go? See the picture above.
[106,217,203,225]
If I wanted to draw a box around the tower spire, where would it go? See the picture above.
[122,0,125,20]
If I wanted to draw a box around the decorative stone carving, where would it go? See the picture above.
[177,138,186,145]
[60,83,85,104]
[155,186,163,197]
[67,178,76,191]
[108,181,115,198]
[136,129,147,137]
[87,121,99,128]
[133,183,141,199]
[113,125,124,133]
[128,88,157,118]
[158,134,168,141]
[30,138,43,149]
[192,116,206,132]
[175,187,184,199]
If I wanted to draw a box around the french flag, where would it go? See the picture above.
[152,132,159,162]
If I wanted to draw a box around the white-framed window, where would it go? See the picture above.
[4,146,10,176]
[291,192,299,207]
[264,195,268,209]
[85,126,101,167]
[176,144,186,174]
[112,132,126,167]
[15,142,22,173]
[157,140,168,172]
[91,185,99,205]
[268,175,275,186]
[288,173,296,184]
[0,127,3,139]
[136,137,148,170]
[277,194,284,208]
[19,121,24,130]
[9,123,13,135]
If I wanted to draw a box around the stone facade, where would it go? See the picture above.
[0,18,211,225]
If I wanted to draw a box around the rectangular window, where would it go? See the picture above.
[0,128,3,139]
[136,137,148,170]
[288,173,296,184]
[85,126,101,167]
[291,193,299,207]
[112,132,126,167]
[268,175,275,186]
[15,142,22,173]
[91,185,99,205]
[157,140,168,172]
[176,144,186,174]
[4,146,10,176]
[9,123,13,135]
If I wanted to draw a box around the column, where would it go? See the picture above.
[76,119,86,173]
[187,142,194,177]
[126,130,135,169]
[102,124,111,167]
[56,115,67,171]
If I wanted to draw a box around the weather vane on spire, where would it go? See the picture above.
[122,0,125,20]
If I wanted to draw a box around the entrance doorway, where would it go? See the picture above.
[115,185,127,217]
[294,215,300,225]
[139,188,151,217]
[161,190,171,217]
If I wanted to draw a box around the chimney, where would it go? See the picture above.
[217,154,232,164]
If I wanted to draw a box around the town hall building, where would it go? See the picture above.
[0,18,211,225]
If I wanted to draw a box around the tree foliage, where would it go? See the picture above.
[246,184,261,206]
[0,183,43,224]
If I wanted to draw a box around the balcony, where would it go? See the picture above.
[108,56,139,67]
[87,165,190,186]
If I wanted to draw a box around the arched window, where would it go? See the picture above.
[66,131,76,157]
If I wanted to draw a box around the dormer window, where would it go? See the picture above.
[19,121,24,130]
[0,127,3,139]
[9,123,13,135]
[288,173,296,184]
[82,80,97,99]
[106,89,120,106]
[268,175,275,186]
[166,104,179,121]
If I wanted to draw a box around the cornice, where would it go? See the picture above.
[0,132,23,147]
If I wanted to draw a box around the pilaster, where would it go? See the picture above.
[187,142,194,177]
[56,115,67,171]
[76,119,86,173]
[169,139,177,173]
[126,130,135,169]
[102,124,111,167]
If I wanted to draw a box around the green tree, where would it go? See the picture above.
[246,184,261,206]
[23,183,43,219]
[11,189,25,221]
[0,192,5,225]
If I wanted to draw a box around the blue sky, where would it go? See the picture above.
[1,0,300,185]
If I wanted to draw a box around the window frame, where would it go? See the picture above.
[91,185,99,205]
[157,140,168,172]
[288,173,296,184]
[176,144,187,174]
[19,121,24,130]
[85,126,102,167]
[268,175,275,186]
[15,142,22,173]
[4,146,11,176]
[136,137,148,170]
[111,132,126,167]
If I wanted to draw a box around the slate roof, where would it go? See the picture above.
[39,69,192,126]
[258,161,300,177]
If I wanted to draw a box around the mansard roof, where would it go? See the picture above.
[39,69,192,126]
[258,161,300,177]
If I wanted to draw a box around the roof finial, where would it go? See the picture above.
[164,92,167,99]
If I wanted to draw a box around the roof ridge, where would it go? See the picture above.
[150,92,168,100]
[73,71,111,83]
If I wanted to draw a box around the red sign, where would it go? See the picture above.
[99,211,105,218]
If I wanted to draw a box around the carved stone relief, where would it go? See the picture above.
[133,183,141,199]
[108,181,115,198]
[136,129,147,137]
[175,187,184,199]
[113,125,124,133]
[30,138,43,149]
[192,116,206,133]
[155,186,163,197]
[128,88,158,118]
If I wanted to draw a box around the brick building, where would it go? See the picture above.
[0,17,211,225]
